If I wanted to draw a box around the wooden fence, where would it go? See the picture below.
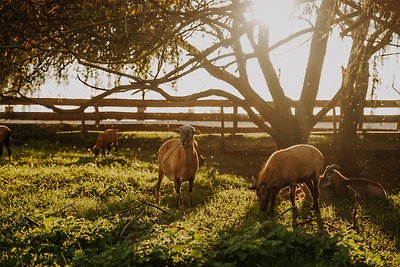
[0,97,399,136]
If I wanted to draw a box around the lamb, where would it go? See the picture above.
[156,125,200,208]
[0,125,11,161]
[253,144,324,214]
[92,129,118,157]
[319,164,387,199]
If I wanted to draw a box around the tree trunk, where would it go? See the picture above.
[338,99,362,175]
[297,0,337,140]
[273,119,306,149]
[338,60,369,176]
[337,22,370,176]
[271,0,337,149]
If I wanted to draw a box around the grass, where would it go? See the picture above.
[0,131,399,266]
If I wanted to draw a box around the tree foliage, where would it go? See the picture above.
[0,0,398,147]
[0,0,188,91]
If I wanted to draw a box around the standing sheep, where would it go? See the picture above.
[156,125,200,208]
[92,129,118,157]
[319,164,387,199]
[0,125,11,161]
[253,144,324,214]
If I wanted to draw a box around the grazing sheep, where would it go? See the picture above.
[156,125,200,208]
[0,125,11,161]
[319,164,387,199]
[93,129,118,157]
[253,144,324,214]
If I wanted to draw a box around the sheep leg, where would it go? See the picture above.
[260,186,271,212]
[305,180,315,208]
[269,189,279,213]
[305,179,320,213]
[155,172,163,205]
[289,185,297,209]
[0,147,3,159]
[174,179,184,209]
[4,137,11,161]
[114,142,118,155]
[5,143,10,161]
[311,173,320,212]
[188,177,194,208]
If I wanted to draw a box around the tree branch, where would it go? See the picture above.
[298,0,337,139]
[312,83,345,126]
[16,83,147,114]
[145,85,280,138]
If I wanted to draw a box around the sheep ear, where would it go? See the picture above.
[195,129,201,135]
[173,128,181,134]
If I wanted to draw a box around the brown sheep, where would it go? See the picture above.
[93,129,118,157]
[253,144,324,214]
[0,125,11,161]
[156,125,200,208]
[319,164,387,199]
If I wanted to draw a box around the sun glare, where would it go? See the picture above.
[251,0,294,28]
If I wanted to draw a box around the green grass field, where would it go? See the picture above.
[0,131,399,266]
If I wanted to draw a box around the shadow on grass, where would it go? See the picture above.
[321,195,400,250]
[206,220,353,266]
[76,193,355,266]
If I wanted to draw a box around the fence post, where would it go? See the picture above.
[81,111,86,146]
[397,100,400,131]
[332,107,337,147]
[232,105,238,136]
[94,103,100,129]
[5,105,13,119]
[138,89,147,114]
[220,106,225,152]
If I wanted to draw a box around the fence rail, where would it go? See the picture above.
[0,97,399,135]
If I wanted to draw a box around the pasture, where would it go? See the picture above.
[0,128,399,266]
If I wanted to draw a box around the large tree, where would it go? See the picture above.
[332,0,397,174]
[337,21,392,175]
[0,0,397,149]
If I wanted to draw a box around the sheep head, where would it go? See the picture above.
[248,176,273,212]
[320,164,341,188]
[92,146,100,157]
[174,125,198,147]
[257,183,273,212]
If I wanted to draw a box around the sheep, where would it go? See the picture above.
[319,164,387,199]
[0,125,11,161]
[92,129,118,157]
[156,124,201,208]
[253,144,324,214]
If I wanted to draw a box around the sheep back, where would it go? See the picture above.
[259,144,324,188]
[0,125,11,144]
[348,178,387,198]
[158,138,199,182]
[95,129,117,149]
[330,171,387,199]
